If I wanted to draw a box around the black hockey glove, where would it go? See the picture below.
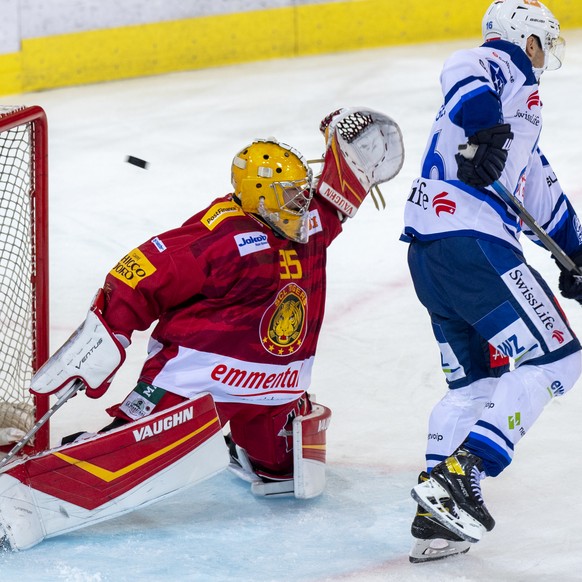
[558,249,582,304]
[456,123,513,188]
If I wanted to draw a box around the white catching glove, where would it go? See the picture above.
[317,107,405,217]
[31,289,126,399]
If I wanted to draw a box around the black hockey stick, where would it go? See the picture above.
[0,379,84,472]
[490,180,582,275]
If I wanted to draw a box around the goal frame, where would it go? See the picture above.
[0,106,50,453]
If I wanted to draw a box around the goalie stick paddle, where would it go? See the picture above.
[490,180,582,275]
[0,379,84,472]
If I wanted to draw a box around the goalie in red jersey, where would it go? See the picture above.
[0,108,403,551]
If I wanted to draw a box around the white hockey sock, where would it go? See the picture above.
[469,351,581,465]
[426,377,499,471]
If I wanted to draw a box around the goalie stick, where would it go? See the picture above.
[0,380,84,472]
[0,289,125,471]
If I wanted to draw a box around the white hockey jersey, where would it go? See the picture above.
[402,39,582,256]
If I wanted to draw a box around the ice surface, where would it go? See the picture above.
[1,31,582,581]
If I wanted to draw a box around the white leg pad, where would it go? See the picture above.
[292,403,332,499]
[0,393,228,550]
[232,401,332,499]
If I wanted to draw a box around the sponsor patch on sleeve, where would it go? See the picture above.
[109,248,156,289]
[151,236,166,252]
[308,209,323,236]
[201,202,245,231]
[234,231,271,256]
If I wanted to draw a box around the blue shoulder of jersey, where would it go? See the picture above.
[480,40,538,86]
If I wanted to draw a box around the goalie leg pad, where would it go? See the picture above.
[0,393,228,550]
[292,402,332,499]
[230,401,332,499]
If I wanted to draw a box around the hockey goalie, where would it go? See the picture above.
[0,107,403,550]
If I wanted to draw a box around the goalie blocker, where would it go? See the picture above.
[30,288,126,400]
[0,393,228,550]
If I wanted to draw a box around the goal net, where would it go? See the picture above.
[0,106,49,452]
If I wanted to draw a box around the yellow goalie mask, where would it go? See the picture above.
[231,139,313,244]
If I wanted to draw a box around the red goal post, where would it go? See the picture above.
[0,105,49,453]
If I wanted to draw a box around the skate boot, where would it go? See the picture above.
[225,433,261,484]
[409,471,471,563]
[411,448,495,543]
[60,431,97,445]
[225,433,294,496]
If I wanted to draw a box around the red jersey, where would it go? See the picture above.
[103,195,343,405]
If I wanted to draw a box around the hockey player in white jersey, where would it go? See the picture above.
[402,0,582,563]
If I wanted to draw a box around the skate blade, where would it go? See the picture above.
[227,461,263,484]
[410,480,485,544]
[409,537,471,563]
[251,479,294,497]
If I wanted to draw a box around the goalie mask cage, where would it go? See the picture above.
[0,105,49,454]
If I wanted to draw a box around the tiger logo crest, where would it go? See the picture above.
[260,283,308,356]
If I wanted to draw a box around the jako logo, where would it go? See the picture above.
[234,231,271,256]
[432,192,456,216]
[552,330,565,344]
[527,90,540,110]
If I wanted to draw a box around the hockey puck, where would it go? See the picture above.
[126,155,149,169]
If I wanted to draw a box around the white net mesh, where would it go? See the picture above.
[0,106,36,438]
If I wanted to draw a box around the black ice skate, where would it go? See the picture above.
[409,471,471,563]
[410,449,495,543]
